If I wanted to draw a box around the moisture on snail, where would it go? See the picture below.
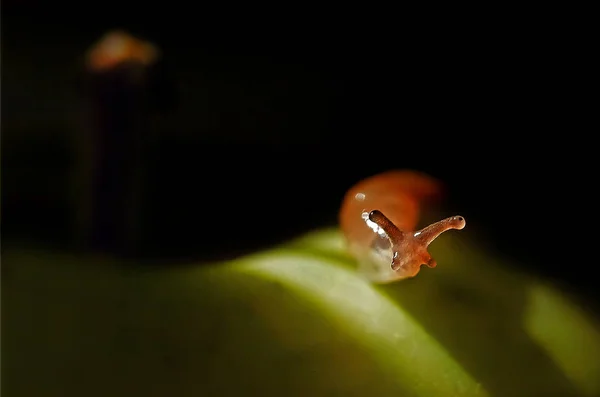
[339,170,466,283]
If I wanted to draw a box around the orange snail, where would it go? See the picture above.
[339,170,466,283]
[86,30,159,72]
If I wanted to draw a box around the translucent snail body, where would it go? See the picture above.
[339,170,466,283]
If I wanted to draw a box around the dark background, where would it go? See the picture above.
[2,4,595,306]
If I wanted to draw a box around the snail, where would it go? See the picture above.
[86,30,159,72]
[339,170,466,283]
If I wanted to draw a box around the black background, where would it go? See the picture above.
[2,3,596,306]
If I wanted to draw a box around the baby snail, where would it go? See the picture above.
[339,170,466,283]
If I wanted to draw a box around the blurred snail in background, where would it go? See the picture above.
[339,170,466,283]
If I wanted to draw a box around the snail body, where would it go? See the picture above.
[339,170,465,283]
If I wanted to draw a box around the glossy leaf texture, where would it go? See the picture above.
[2,225,599,397]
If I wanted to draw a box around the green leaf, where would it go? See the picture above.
[2,228,599,397]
